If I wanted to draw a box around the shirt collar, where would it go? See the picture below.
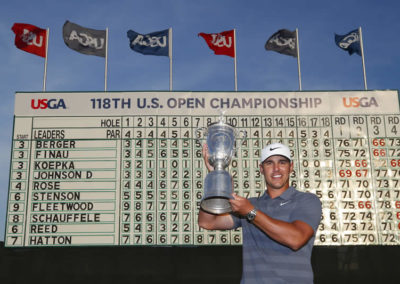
[278,186,295,200]
[261,186,295,200]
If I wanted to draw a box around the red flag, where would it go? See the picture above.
[198,30,235,58]
[11,23,47,58]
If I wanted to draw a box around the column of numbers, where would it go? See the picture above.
[299,116,338,245]
[168,118,182,244]
[385,116,400,244]
[332,115,351,245]
[132,138,146,244]
[335,116,377,244]
[156,117,176,244]
[121,120,133,244]
[181,117,193,245]
[369,116,394,244]
[351,116,377,244]
[233,116,262,198]
[120,117,134,244]
[297,116,326,192]
[134,116,156,245]
[249,117,264,197]
[145,136,157,244]
[193,116,207,245]
[7,139,30,246]
[387,136,400,244]
[373,115,400,244]
[157,129,168,245]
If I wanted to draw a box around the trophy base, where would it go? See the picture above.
[201,170,233,214]
[200,197,232,214]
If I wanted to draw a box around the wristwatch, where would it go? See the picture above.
[246,208,257,222]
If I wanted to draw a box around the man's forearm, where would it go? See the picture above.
[251,210,314,251]
[198,209,234,230]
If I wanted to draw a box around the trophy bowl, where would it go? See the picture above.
[196,116,247,214]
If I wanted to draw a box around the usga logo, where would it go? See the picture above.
[31,99,67,109]
[342,97,378,108]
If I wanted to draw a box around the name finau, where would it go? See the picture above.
[209,97,322,109]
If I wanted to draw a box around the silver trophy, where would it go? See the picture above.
[196,112,247,214]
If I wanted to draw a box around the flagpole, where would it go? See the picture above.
[359,27,367,90]
[104,28,109,91]
[234,29,237,91]
[169,28,173,91]
[295,28,302,91]
[43,28,49,92]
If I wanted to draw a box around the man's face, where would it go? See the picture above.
[260,155,293,191]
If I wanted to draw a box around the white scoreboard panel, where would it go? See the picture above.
[5,91,400,247]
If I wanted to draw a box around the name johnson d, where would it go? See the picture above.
[33,170,92,179]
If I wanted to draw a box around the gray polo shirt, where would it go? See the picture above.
[232,187,322,284]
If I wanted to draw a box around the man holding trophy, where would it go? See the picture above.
[198,136,322,283]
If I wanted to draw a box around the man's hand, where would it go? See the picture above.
[229,193,254,216]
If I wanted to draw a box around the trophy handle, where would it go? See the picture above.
[195,127,207,145]
[234,129,247,151]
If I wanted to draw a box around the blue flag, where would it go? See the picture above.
[335,29,361,56]
[127,29,169,57]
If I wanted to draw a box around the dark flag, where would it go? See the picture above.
[335,29,361,56]
[127,29,169,57]
[62,21,106,57]
[265,29,297,57]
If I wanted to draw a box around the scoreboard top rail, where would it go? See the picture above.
[15,90,399,116]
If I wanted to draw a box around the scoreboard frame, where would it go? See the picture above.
[5,90,400,247]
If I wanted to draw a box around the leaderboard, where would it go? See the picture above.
[5,91,400,246]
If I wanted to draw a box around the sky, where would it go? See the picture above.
[1,0,400,241]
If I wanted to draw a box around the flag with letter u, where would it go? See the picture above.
[335,29,361,56]
[127,29,170,57]
[198,30,235,58]
[62,21,106,57]
[11,23,47,57]
[265,29,297,57]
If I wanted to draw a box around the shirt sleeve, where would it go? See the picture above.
[291,192,322,232]
[231,212,242,229]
